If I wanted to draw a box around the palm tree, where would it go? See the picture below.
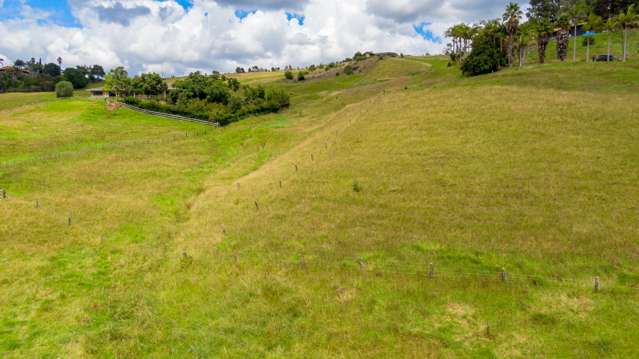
[556,14,571,61]
[616,5,639,62]
[503,2,523,67]
[565,0,589,62]
[517,22,534,67]
[584,13,603,62]
[603,17,619,61]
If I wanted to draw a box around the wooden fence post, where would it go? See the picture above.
[594,276,601,292]
[500,268,508,282]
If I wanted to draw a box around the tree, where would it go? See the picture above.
[461,20,507,76]
[14,59,26,69]
[235,67,245,73]
[556,14,572,60]
[284,70,294,80]
[57,57,62,69]
[63,67,89,89]
[90,65,105,81]
[528,0,561,64]
[563,0,590,62]
[43,63,61,77]
[584,13,604,61]
[616,5,639,61]
[104,67,131,97]
[603,16,620,60]
[503,2,523,67]
[517,21,535,67]
[139,72,167,95]
[446,23,476,63]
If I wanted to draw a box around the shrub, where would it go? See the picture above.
[297,71,306,81]
[285,71,294,80]
[55,81,74,98]
[461,21,506,76]
[344,65,354,75]
[352,180,362,193]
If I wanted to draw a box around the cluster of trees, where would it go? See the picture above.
[235,66,280,73]
[0,56,105,92]
[449,0,639,76]
[106,68,290,125]
[104,67,167,97]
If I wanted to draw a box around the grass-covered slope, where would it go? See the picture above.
[1,56,639,357]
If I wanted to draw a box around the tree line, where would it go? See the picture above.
[105,67,290,126]
[448,0,639,76]
[0,56,104,93]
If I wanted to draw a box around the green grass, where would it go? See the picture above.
[2,56,639,357]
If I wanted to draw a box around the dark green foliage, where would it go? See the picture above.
[227,78,241,91]
[43,63,61,77]
[131,73,167,96]
[527,0,560,64]
[0,71,59,93]
[461,21,507,76]
[297,71,306,81]
[285,71,294,80]
[344,65,354,75]
[63,68,89,89]
[124,71,290,126]
[583,37,596,46]
[55,81,74,98]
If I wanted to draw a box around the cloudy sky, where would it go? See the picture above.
[0,0,525,75]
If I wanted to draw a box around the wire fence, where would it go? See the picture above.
[1,108,638,296]
[118,102,220,127]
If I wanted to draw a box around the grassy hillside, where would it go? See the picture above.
[1,56,639,357]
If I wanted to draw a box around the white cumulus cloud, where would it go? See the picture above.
[0,0,517,75]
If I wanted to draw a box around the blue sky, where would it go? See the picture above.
[0,0,513,74]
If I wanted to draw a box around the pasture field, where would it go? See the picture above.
[1,56,639,357]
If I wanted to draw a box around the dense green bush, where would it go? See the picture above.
[461,21,507,76]
[55,81,74,98]
[285,71,294,80]
[344,65,354,75]
[63,68,89,89]
[297,71,306,81]
[124,75,290,126]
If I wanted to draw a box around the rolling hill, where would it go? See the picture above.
[1,55,639,357]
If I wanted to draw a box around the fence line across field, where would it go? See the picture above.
[118,102,220,127]
[1,193,635,294]
[2,121,637,295]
